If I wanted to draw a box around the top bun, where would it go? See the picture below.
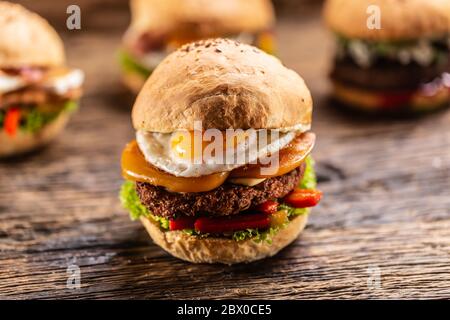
[324,0,450,41]
[132,39,312,132]
[127,0,275,39]
[0,1,65,68]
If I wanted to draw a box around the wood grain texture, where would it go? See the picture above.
[1,2,449,300]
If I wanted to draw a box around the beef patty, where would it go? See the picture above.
[331,56,450,91]
[136,164,305,219]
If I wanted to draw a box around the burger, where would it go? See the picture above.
[324,0,450,113]
[119,0,276,93]
[120,39,322,264]
[0,2,84,157]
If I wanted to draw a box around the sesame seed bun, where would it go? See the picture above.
[0,1,65,68]
[323,0,450,41]
[140,214,308,265]
[132,39,313,132]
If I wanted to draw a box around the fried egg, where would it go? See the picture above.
[136,128,305,177]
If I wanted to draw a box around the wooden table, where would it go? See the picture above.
[1,1,449,299]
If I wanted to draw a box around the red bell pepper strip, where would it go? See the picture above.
[195,213,270,234]
[254,200,279,215]
[169,216,196,231]
[283,189,322,208]
[4,107,21,137]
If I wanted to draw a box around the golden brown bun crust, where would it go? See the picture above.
[0,112,70,158]
[127,0,274,39]
[141,214,307,265]
[0,1,65,68]
[324,0,450,41]
[132,39,313,132]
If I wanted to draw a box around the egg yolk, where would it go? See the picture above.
[170,130,249,161]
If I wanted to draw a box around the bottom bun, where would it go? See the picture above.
[121,71,148,94]
[140,214,308,265]
[0,112,70,158]
[332,81,450,113]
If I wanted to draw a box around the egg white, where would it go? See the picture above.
[44,69,85,94]
[0,74,25,94]
[136,129,299,178]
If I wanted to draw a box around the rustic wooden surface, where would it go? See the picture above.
[1,1,449,300]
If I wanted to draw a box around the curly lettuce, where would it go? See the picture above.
[23,101,78,133]
[300,156,317,189]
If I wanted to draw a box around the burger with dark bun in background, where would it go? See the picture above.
[324,0,450,114]
[0,1,84,157]
[120,39,321,264]
[119,0,276,93]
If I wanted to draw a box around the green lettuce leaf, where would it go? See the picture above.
[232,225,286,244]
[118,50,152,78]
[22,101,78,133]
[0,101,78,133]
[299,155,317,189]
[63,100,79,113]
[335,34,449,65]
[278,204,309,218]
[23,109,57,133]
[119,181,169,229]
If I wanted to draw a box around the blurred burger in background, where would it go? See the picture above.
[324,0,450,114]
[119,0,276,93]
[0,1,84,157]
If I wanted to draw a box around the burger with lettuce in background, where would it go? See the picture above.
[324,0,450,114]
[0,1,84,157]
[119,0,276,93]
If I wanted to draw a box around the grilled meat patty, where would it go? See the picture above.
[136,164,306,219]
[0,87,82,110]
